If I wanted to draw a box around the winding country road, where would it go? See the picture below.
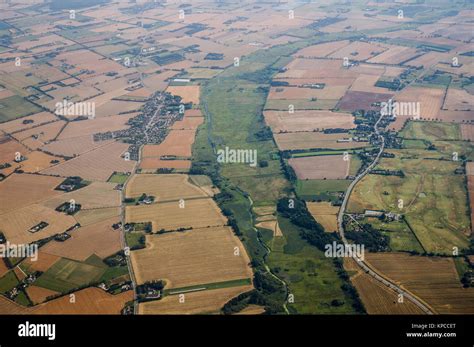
[336,113,434,315]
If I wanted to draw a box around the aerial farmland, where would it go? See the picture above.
[0,2,472,340]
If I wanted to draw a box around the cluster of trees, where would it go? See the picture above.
[277,198,338,251]
[222,271,287,314]
[345,224,390,252]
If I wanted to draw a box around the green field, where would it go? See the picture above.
[34,258,106,293]
[348,172,470,254]
[366,218,424,253]
[266,217,358,314]
[0,95,42,123]
[400,121,461,142]
[0,271,19,294]
[107,172,130,184]
[296,179,350,201]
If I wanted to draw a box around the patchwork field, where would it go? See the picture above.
[130,226,252,288]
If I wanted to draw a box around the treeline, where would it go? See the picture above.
[222,271,288,314]
[277,198,338,251]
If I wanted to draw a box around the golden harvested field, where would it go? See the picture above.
[0,203,77,244]
[280,58,357,80]
[131,226,252,288]
[12,120,66,145]
[329,41,387,61]
[236,304,266,315]
[22,251,60,273]
[461,124,474,142]
[138,285,253,314]
[268,85,348,100]
[386,87,447,131]
[95,100,143,118]
[306,202,339,233]
[126,198,226,231]
[166,85,200,104]
[437,110,474,123]
[349,74,390,94]
[0,136,29,163]
[16,151,63,173]
[274,132,367,151]
[142,129,197,158]
[444,88,473,111]
[41,217,121,261]
[74,207,120,227]
[40,141,135,182]
[0,173,64,215]
[32,288,133,314]
[288,155,350,180]
[366,253,474,314]
[0,112,58,134]
[26,286,59,305]
[345,257,424,314]
[126,174,209,201]
[405,51,450,69]
[264,110,354,132]
[41,136,114,157]
[171,116,204,130]
[57,115,135,140]
[295,40,350,58]
[0,296,28,314]
[256,219,282,237]
[51,49,126,80]
[139,158,191,171]
[43,181,121,210]
[368,46,419,65]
